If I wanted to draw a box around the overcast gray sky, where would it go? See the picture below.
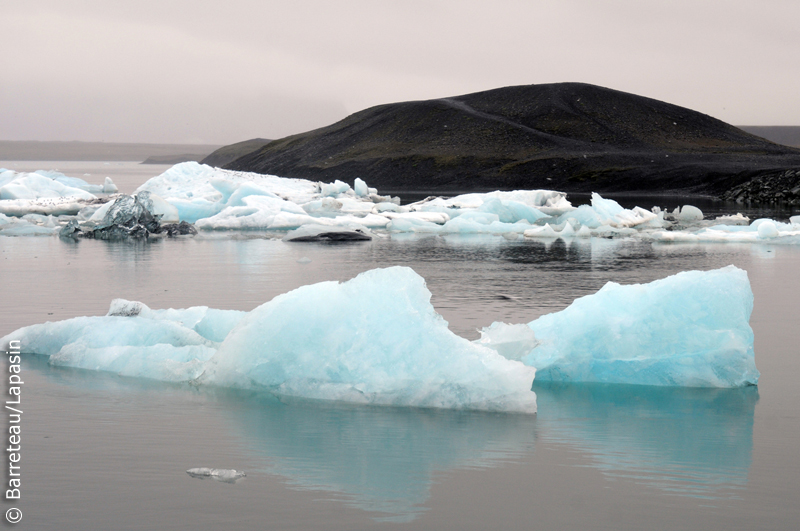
[2,0,799,145]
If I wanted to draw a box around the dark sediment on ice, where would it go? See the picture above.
[60,193,197,240]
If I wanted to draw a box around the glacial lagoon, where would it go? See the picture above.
[1,162,799,529]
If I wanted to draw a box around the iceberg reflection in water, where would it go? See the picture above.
[25,348,757,523]
[534,382,758,499]
[216,393,538,522]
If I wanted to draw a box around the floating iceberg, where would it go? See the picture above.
[0,169,119,230]
[516,266,759,387]
[650,217,800,243]
[282,224,373,241]
[0,212,63,236]
[133,162,396,231]
[0,196,103,218]
[59,192,194,239]
[1,169,94,200]
[0,168,117,200]
[3,267,537,414]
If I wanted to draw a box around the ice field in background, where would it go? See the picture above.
[2,162,799,241]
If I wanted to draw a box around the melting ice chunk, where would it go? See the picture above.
[186,468,246,483]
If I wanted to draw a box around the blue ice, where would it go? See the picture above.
[517,266,759,387]
[3,268,537,413]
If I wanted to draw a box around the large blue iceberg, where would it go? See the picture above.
[515,265,759,387]
[2,267,537,413]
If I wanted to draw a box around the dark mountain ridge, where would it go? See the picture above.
[224,83,800,195]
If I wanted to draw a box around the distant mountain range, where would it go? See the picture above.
[738,126,800,148]
[219,83,800,196]
[0,141,221,162]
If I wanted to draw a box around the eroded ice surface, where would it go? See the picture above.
[518,266,759,387]
[2,267,537,413]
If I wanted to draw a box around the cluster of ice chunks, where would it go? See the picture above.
[132,163,579,235]
[3,265,759,415]
[3,162,800,242]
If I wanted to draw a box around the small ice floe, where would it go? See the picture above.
[186,468,246,483]
[714,213,750,226]
[283,224,372,242]
[297,257,312,264]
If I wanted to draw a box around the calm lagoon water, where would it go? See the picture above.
[1,162,799,529]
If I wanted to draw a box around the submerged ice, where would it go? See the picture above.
[186,468,246,483]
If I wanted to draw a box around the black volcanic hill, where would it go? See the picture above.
[224,83,800,194]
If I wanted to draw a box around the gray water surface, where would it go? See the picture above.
[2,232,799,529]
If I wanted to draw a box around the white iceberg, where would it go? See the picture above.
[134,163,394,231]
[0,169,120,219]
[520,265,758,387]
[408,190,571,216]
[0,169,116,200]
[0,212,62,236]
[282,224,373,241]
[676,204,704,222]
[0,196,101,217]
[651,217,800,243]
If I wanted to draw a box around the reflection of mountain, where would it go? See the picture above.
[218,394,538,522]
[535,382,758,498]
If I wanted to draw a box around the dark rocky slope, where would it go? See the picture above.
[224,83,800,196]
